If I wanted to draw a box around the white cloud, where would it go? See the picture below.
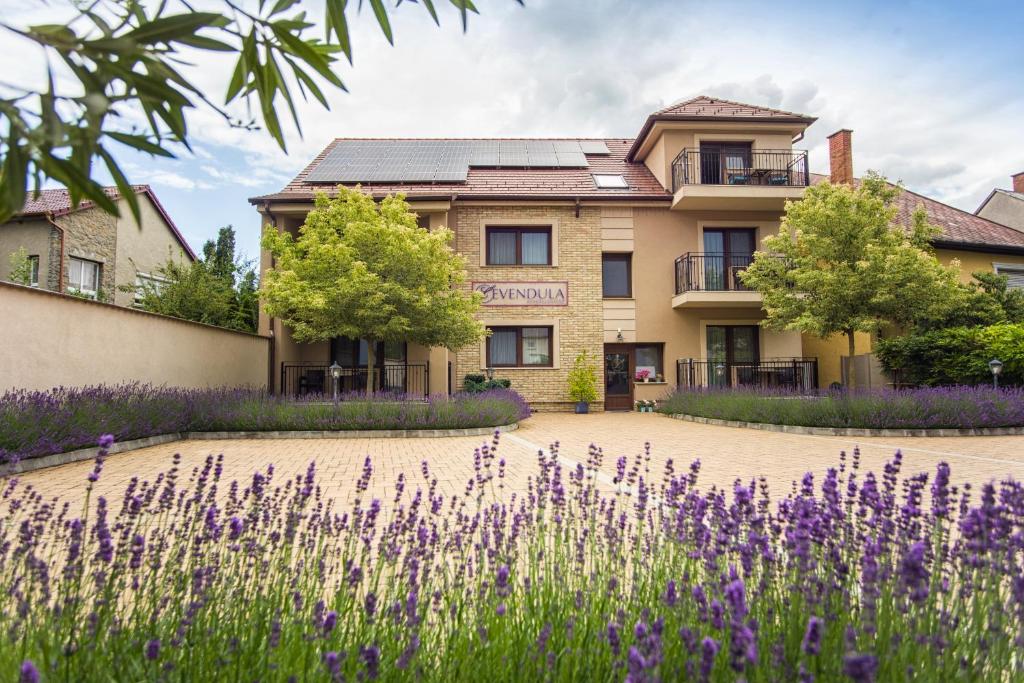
[3,0,1022,220]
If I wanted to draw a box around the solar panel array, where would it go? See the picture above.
[305,140,611,183]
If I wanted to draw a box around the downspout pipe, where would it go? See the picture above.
[263,203,278,394]
[44,213,65,293]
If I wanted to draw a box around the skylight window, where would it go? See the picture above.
[593,174,628,189]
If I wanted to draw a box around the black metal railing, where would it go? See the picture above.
[676,357,818,392]
[675,252,781,295]
[280,362,429,397]
[671,148,809,192]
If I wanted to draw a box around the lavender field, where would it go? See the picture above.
[2,434,1022,681]
[658,386,1024,430]
[0,385,530,464]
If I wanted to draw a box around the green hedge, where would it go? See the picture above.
[463,373,512,393]
[875,323,1024,386]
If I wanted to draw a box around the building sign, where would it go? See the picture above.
[472,281,569,307]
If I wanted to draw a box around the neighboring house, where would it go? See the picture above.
[0,185,196,306]
[975,171,1024,242]
[250,96,1024,409]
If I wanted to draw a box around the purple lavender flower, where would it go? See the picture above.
[359,644,381,679]
[842,653,878,682]
[699,637,719,682]
[802,616,823,656]
[145,639,160,660]
[19,661,39,683]
[323,610,338,635]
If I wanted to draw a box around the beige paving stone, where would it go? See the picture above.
[10,414,1024,513]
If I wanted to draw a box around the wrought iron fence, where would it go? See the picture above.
[280,362,429,397]
[675,357,818,392]
[671,148,809,192]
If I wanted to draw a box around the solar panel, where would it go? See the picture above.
[304,139,602,183]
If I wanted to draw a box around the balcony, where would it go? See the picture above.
[672,252,770,308]
[676,357,818,392]
[670,148,809,210]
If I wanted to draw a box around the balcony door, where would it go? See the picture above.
[703,228,756,291]
[699,142,752,185]
[706,325,759,387]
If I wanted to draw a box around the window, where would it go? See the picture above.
[486,227,551,265]
[486,326,552,367]
[27,255,39,287]
[602,253,632,297]
[68,257,100,298]
[635,344,664,378]
[593,174,628,189]
[134,272,167,304]
[995,264,1024,290]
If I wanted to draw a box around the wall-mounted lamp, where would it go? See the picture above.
[616,327,624,342]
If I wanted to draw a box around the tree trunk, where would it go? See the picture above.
[366,340,376,396]
[846,330,857,391]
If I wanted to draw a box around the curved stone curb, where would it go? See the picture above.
[1,423,518,476]
[665,413,1024,438]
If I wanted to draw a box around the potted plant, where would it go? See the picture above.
[635,369,651,383]
[567,350,598,414]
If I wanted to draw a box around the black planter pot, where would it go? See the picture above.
[575,401,589,414]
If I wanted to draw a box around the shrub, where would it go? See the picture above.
[566,351,598,404]
[875,323,1024,386]
[0,384,530,463]
[463,373,512,393]
[1,436,1021,680]
[657,386,1024,429]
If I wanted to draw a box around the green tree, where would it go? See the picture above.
[567,351,598,405]
[740,173,963,389]
[132,225,259,331]
[911,270,1024,330]
[261,187,484,394]
[7,248,34,286]
[0,0,516,223]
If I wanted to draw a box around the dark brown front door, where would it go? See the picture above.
[604,344,634,411]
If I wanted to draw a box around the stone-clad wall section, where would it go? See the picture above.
[451,205,604,410]
[59,207,118,300]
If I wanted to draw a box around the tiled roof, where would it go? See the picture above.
[810,174,1024,252]
[15,185,197,260]
[626,95,816,162]
[652,96,816,122]
[250,138,671,204]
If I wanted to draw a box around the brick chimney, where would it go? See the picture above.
[1013,171,1024,195]
[827,129,854,185]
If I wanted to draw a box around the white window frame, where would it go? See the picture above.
[994,263,1024,290]
[27,255,39,287]
[593,174,629,189]
[134,271,169,304]
[68,257,100,299]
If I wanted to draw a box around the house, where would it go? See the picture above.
[975,174,1024,280]
[0,185,196,305]
[250,96,1024,409]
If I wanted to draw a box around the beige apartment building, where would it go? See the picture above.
[251,96,1024,410]
[0,185,196,306]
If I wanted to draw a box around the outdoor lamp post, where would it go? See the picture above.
[329,362,342,402]
[989,359,1003,389]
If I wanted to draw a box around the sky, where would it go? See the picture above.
[2,0,1023,261]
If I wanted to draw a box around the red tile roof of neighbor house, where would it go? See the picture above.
[809,174,1024,253]
[16,185,197,260]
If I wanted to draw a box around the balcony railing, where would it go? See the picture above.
[671,148,809,192]
[281,362,429,398]
[675,252,770,295]
[676,357,818,392]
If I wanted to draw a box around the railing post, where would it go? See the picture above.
[424,362,429,398]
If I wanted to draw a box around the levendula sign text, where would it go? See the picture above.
[472,281,569,306]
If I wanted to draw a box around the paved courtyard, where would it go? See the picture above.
[13,413,1024,511]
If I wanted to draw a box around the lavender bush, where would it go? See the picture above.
[658,386,1024,429]
[2,435,1022,681]
[0,385,530,463]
